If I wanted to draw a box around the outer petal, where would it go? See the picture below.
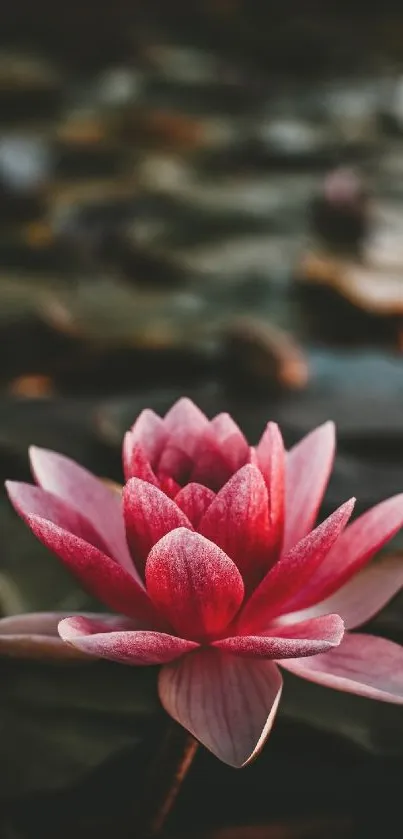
[6,481,109,553]
[123,438,159,485]
[123,479,192,576]
[59,616,198,664]
[280,633,403,704]
[214,614,344,659]
[278,555,403,631]
[0,611,138,636]
[292,495,403,608]
[16,514,157,622]
[284,422,335,553]
[238,499,355,632]
[29,446,134,574]
[255,422,285,557]
[199,465,272,588]
[129,409,168,467]
[175,483,215,527]
[146,528,244,641]
[0,611,111,661]
[159,648,283,767]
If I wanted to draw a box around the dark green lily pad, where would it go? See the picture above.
[0,656,160,799]
[42,280,210,348]
[281,670,403,757]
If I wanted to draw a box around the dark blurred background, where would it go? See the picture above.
[1,2,403,838]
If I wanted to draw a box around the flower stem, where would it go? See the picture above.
[139,721,199,838]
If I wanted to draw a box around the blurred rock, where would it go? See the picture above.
[310,167,371,251]
[0,134,51,191]
[255,116,335,165]
[0,52,62,123]
[7,375,56,399]
[224,315,309,391]
[298,251,403,316]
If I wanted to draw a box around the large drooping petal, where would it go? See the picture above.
[6,481,109,553]
[199,465,272,588]
[238,499,355,632]
[255,422,285,557]
[13,514,157,622]
[59,616,198,664]
[278,555,403,631]
[159,648,283,767]
[214,614,344,659]
[146,529,244,640]
[123,479,192,576]
[289,495,403,609]
[29,446,134,573]
[175,483,215,527]
[280,633,403,704]
[284,422,335,553]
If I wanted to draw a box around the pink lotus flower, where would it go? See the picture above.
[5,398,403,767]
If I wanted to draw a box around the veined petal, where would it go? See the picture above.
[146,528,244,640]
[129,409,168,466]
[255,422,285,557]
[123,437,159,486]
[159,648,283,767]
[293,495,403,608]
[278,555,403,630]
[15,514,156,623]
[280,633,403,704]
[284,422,335,553]
[199,465,272,588]
[214,614,344,659]
[123,479,192,576]
[29,446,134,573]
[59,616,198,664]
[175,483,215,527]
[238,499,355,632]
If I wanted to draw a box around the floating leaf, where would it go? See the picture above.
[0,656,161,798]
